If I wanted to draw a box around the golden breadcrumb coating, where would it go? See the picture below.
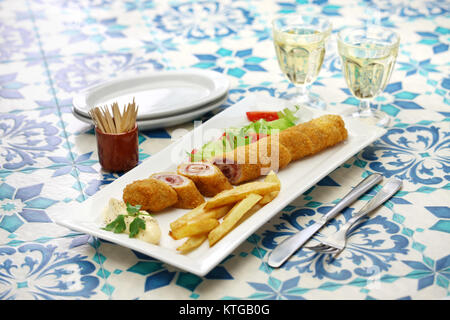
[123,178,178,212]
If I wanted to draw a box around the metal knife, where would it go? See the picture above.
[267,173,383,268]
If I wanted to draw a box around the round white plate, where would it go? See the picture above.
[73,69,229,120]
[72,93,228,130]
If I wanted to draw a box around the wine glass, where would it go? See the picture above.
[337,26,400,127]
[272,15,332,110]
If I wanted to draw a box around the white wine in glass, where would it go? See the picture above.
[338,26,400,127]
[273,15,331,109]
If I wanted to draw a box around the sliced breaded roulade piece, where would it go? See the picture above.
[177,162,233,197]
[213,135,292,185]
[150,172,205,209]
[123,178,178,212]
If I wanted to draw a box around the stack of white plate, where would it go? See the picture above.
[72,69,230,130]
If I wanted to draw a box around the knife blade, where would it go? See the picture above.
[267,173,383,268]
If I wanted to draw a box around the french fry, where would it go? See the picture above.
[176,234,208,254]
[170,172,282,253]
[235,203,263,226]
[170,218,219,240]
[170,204,232,231]
[196,204,232,220]
[204,181,279,210]
[259,171,281,205]
[263,170,280,185]
[214,172,281,220]
[208,193,262,246]
[170,203,206,231]
[222,202,263,222]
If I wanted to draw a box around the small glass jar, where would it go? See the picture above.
[95,124,139,172]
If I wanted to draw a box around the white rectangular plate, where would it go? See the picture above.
[53,94,386,276]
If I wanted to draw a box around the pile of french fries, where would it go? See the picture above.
[169,171,281,254]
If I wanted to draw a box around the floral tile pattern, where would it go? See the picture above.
[0,236,110,300]
[0,0,448,300]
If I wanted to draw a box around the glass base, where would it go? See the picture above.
[287,91,326,110]
[346,108,391,128]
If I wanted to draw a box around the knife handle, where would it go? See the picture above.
[321,173,383,222]
[346,177,402,227]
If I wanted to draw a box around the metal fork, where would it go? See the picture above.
[305,178,402,255]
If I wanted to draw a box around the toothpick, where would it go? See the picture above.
[112,102,122,134]
[89,98,138,134]
[104,105,116,134]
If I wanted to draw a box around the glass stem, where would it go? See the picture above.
[295,84,308,97]
[358,99,372,116]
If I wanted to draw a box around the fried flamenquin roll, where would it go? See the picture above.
[213,135,292,185]
[277,114,348,160]
[123,178,178,212]
[276,124,315,161]
[150,172,205,209]
[309,114,348,147]
[177,162,233,197]
[213,115,348,184]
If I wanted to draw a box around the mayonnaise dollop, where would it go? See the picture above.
[102,198,161,245]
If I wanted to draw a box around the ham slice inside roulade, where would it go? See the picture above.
[151,172,205,209]
[177,162,233,197]
[213,135,292,185]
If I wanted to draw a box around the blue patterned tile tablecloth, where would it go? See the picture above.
[0,0,449,300]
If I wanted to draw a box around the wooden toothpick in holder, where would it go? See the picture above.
[89,98,139,172]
